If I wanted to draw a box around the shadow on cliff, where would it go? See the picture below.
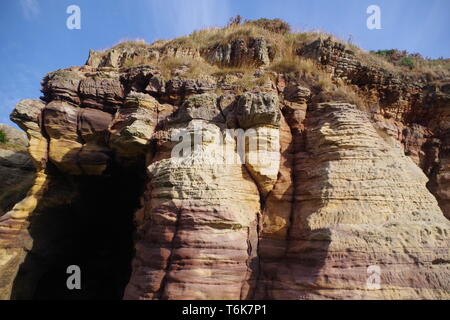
[254,219,332,300]
[249,132,332,299]
[10,161,145,300]
[0,151,35,216]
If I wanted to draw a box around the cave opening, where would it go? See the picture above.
[11,161,145,300]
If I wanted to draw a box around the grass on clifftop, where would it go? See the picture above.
[101,17,448,110]
[153,20,340,62]
[109,17,449,80]
[370,49,450,78]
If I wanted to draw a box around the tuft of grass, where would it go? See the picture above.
[270,55,334,91]
[245,18,291,35]
[159,56,219,79]
[0,129,7,144]
[270,56,316,74]
[234,72,275,92]
[312,83,367,111]
[212,67,247,77]
[270,54,367,110]
[123,56,151,68]
[329,85,366,110]
[372,49,395,57]
[369,49,450,78]
[284,30,334,49]
[400,57,415,70]
[356,50,398,72]
[110,39,150,51]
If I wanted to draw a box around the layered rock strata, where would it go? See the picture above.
[0,33,449,300]
[256,103,450,299]
[0,125,35,216]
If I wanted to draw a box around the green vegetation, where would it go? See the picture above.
[400,57,415,70]
[372,49,395,57]
[370,49,450,76]
[0,129,7,144]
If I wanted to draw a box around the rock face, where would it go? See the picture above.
[258,103,449,299]
[205,37,274,67]
[0,27,449,300]
[0,125,35,216]
[300,38,450,220]
[0,124,29,146]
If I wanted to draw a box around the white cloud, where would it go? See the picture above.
[20,0,40,20]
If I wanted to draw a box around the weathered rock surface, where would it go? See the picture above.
[0,125,35,216]
[299,37,450,220]
[0,124,28,147]
[256,103,450,299]
[205,37,274,67]
[124,127,262,299]
[0,29,449,300]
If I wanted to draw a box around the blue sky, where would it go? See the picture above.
[1,0,449,127]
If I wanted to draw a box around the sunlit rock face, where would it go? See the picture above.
[256,103,450,299]
[0,33,449,300]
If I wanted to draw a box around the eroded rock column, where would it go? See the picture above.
[124,92,284,299]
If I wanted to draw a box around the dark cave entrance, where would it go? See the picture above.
[11,162,145,300]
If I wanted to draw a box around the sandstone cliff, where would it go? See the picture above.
[0,19,449,300]
[0,125,34,216]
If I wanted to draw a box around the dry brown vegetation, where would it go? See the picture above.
[110,38,150,51]
[109,17,449,80]
[320,84,367,110]
[104,17,447,110]
[122,55,153,68]
[114,21,371,107]
[158,56,218,78]
[245,18,291,35]
[368,49,450,78]
[154,23,290,57]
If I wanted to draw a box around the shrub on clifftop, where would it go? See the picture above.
[246,18,291,34]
